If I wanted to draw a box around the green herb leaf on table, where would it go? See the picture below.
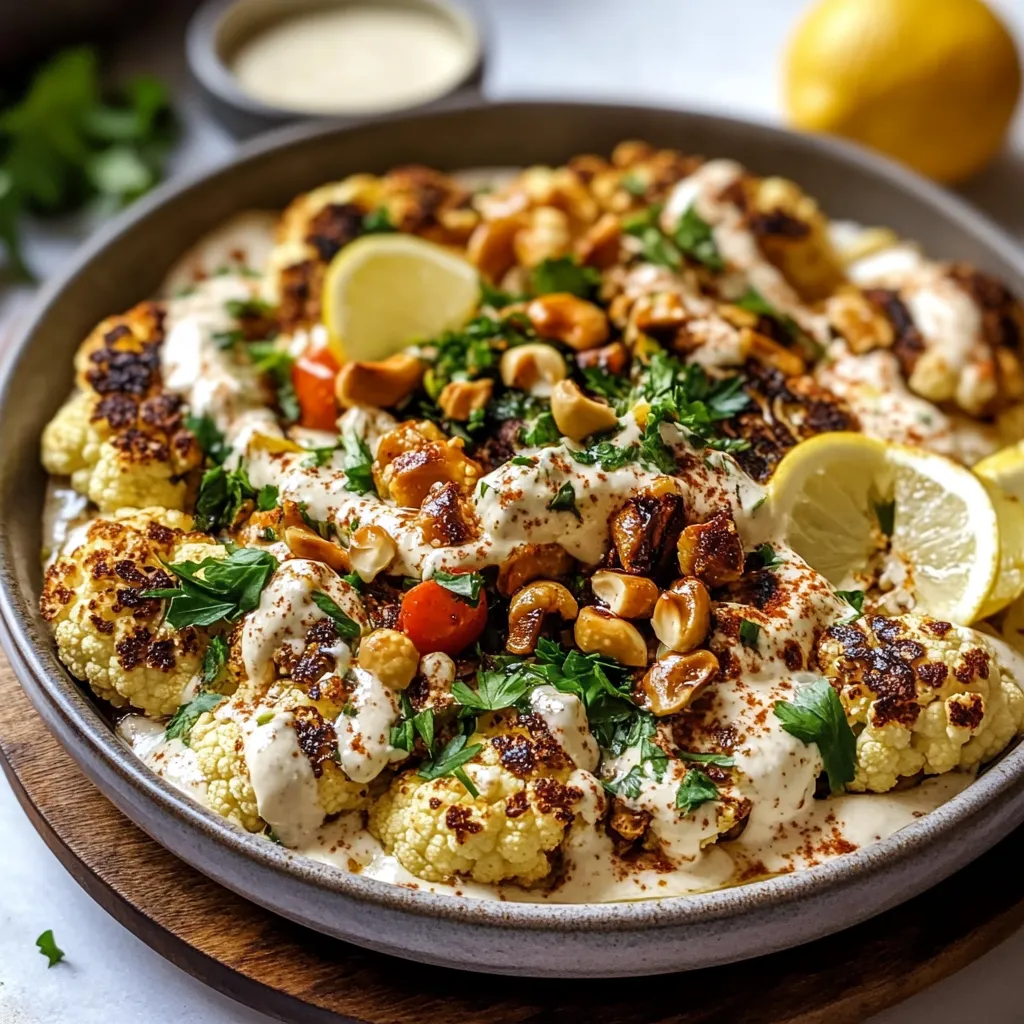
[165,690,225,746]
[431,570,484,607]
[773,678,856,794]
[311,590,361,639]
[35,929,65,968]
[675,768,719,815]
[141,548,278,629]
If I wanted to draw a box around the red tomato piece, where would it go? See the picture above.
[398,580,488,657]
[292,346,340,431]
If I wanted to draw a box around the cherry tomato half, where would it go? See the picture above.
[398,580,488,657]
[292,345,340,431]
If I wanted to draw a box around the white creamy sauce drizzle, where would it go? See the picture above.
[229,6,473,115]
[528,686,599,772]
[335,667,404,783]
[243,710,323,847]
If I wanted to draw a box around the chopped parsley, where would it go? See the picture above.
[520,411,561,447]
[361,206,395,233]
[249,341,300,423]
[621,172,647,197]
[416,733,483,796]
[567,440,639,471]
[836,589,865,624]
[261,526,277,542]
[339,433,377,496]
[675,769,719,815]
[734,287,821,360]
[257,484,279,511]
[390,693,435,754]
[142,548,278,628]
[739,618,761,651]
[423,314,534,398]
[431,570,484,607]
[754,543,785,569]
[874,497,896,537]
[673,205,724,271]
[300,443,339,468]
[603,720,668,798]
[310,590,361,639]
[165,690,225,746]
[480,279,523,310]
[225,297,273,320]
[773,678,856,794]
[186,414,229,465]
[193,464,257,532]
[452,660,535,712]
[623,203,724,273]
[546,481,582,520]
[529,256,601,300]
[677,751,735,767]
[200,635,229,687]
[35,929,65,968]
[510,455,535,467]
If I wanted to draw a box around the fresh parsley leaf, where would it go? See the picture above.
[546,480,582,520]
[186,414,229,465]
[677,751,736,767]
[623,205,681,270]
[604,732,669,798]
[225,297,273,320]
[261,526,277,542]
[194,464,257,532]
[311,590,361,639]
[530,256,601,299]
[416,734,483,783]
[734,287,820,359]
[301,443,339,468]
[257,484,279,511]
[201,636,228,686]
[874,498,896,537]
[675,769,719,815]
[673,205,724,271]
[520,411,561,447]
[142,548,278,629]
[250,342,300,423]
[431,570,484,607]
[739,618,761,651]
[581,366,633,405]
[755,543,785,569]
[453,766,480,798]
[452,663,534,712]
[35,929,65,968]
[568,440,638,471]
[621,172,647,197]
[362,207,395,233]
[424,314,533,397]
[390,694,435,754]
[480,279,523,309]
[773,678,856,794]
[165,690,225,746]
[603,764,646,799]
[340,433,377,496]
[212,328,243,349]
[510,455,535,467]
[836,589,865,624]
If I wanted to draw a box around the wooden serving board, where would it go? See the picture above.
[3,659,1024,1024]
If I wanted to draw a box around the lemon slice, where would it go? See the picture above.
[321,234,479,364]
[770,432,1000,623]
[974,443,1024,618]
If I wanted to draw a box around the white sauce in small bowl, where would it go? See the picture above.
[229,4,476,115]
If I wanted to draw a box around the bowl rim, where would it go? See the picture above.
[5,97,1024,935]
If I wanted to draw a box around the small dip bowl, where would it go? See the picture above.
[187,0,485,136]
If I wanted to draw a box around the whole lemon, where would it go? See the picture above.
[784,0,1022,183]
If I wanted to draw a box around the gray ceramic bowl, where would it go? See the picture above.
[3,101,1024,978]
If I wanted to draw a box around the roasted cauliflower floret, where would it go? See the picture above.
[42,301,201,513]
[817,614,1024,792]
[190,712,262,832]
[369,712,598,886]
[40,508,225,716]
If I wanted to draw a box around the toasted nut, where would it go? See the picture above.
[438,379,494,421]
[609,800,650,842]
[826,288,894,355]
[513,205,571,267]
[575,340,628,375]
[574,213,622,269]
[374,421,482,507]
[677,510,744,586]
[632,292,689,333]
[348,525,396,582]
[739,328,805,377]
[417,481,480,546]
[612,140,654,167]
[591,570,659,619]
[550,380,618,441]
[335,353,425,409]
[574,606,647,667]
[358,628,420,690]
[497,543,575,596]
[507,580,579,655]
[467,215,523,281]
[652,577,710,653]
[284,526,350,573]
[640,650,718,716]
[500,342,567,397]
[611,490,686,579]
[525,293,609,352]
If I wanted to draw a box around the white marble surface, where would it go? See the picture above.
[3,0,1024,1020]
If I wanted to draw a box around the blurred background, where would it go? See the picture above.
[1,1,1023,1022]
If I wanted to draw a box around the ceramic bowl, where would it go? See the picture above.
[3,102,1024,978]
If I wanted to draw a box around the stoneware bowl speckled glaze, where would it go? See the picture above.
[3,102,1024,978]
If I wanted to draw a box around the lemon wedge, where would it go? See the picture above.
[320,234,479,364]
[770,432,1000,623]
[973,443,1024,618]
